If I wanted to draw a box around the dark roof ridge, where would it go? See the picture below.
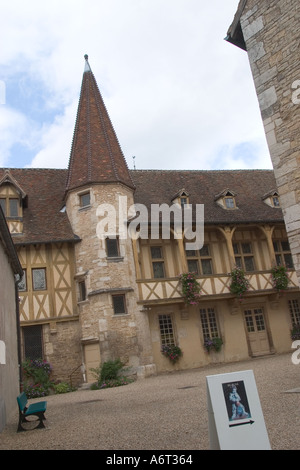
[2,167,67,172]
[130,168,273,173]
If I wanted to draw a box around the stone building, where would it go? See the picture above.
[1,55,299,386]
[0,206,23,432]
[226,0,300,284]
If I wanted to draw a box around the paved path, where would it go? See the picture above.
[1,353,299,450]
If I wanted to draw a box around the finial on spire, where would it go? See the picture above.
[84,54,91,73]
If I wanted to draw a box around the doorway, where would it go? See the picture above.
[244,307,271,356]
[84,343,101,383]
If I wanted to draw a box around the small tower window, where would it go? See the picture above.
[112,294,127,315]
[78,280,87,301]
[106,237,120,258]
[79,192,90,208]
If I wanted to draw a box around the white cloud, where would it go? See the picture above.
[0,0,273,171]
[0,106,35,166]
[28,102,77,168]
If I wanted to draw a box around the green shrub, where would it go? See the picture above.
[100,359,123,381]
[53,382,75,394]
[90,359,134,389]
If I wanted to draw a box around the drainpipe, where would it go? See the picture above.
[14,275,23,391]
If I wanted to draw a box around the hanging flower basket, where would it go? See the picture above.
[161,344,183,364]
[204,337,223,353]
[229,266,249,300]
[179,272,201,305]
[271,265,289,292]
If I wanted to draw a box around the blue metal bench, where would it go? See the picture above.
[17,392,47,432]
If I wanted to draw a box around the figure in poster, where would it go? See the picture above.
[222,380,251,421]
[229,384,249,420]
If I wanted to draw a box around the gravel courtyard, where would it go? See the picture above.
[1,352,299,451]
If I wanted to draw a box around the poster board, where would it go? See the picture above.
[206,369,271,450]
[0,340,5,364]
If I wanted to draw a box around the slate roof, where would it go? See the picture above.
[131,169,284,225]
[65,55,135,193]
[0,167,284,246]
[0,168,77,245]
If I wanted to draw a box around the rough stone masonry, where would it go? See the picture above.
[229,0,300,284]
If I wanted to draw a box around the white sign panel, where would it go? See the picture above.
[206,369,271,450]
[0,340,6,364]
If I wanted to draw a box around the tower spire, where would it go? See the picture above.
[84,54,91,72]
[65,55,135,194]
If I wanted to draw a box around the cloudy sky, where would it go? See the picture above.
[0,0,272,172]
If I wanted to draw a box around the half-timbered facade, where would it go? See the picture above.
[1,56,299,385]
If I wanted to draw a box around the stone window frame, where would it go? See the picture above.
[74,271,88,304]
[112,293,127,315]
[78,280,87,302]
[106,236,120,258]
[78,190,91,210]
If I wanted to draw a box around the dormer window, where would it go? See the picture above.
[224,196,236,209]
[262,190,281,208]
[180,196,188,209]
[215,189,237,210]
[0,197,19,217]
[171,189,190,209]
[272,195,280,207]
[0,171,26,234]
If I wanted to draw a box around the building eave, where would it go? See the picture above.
[225,0,248,51]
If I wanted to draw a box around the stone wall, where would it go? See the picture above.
[66,182,156,379]
[0,244,19,432]
[43,320,83,387]
[238,0,300,282]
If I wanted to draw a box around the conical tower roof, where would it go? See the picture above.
[65,55,135,193]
